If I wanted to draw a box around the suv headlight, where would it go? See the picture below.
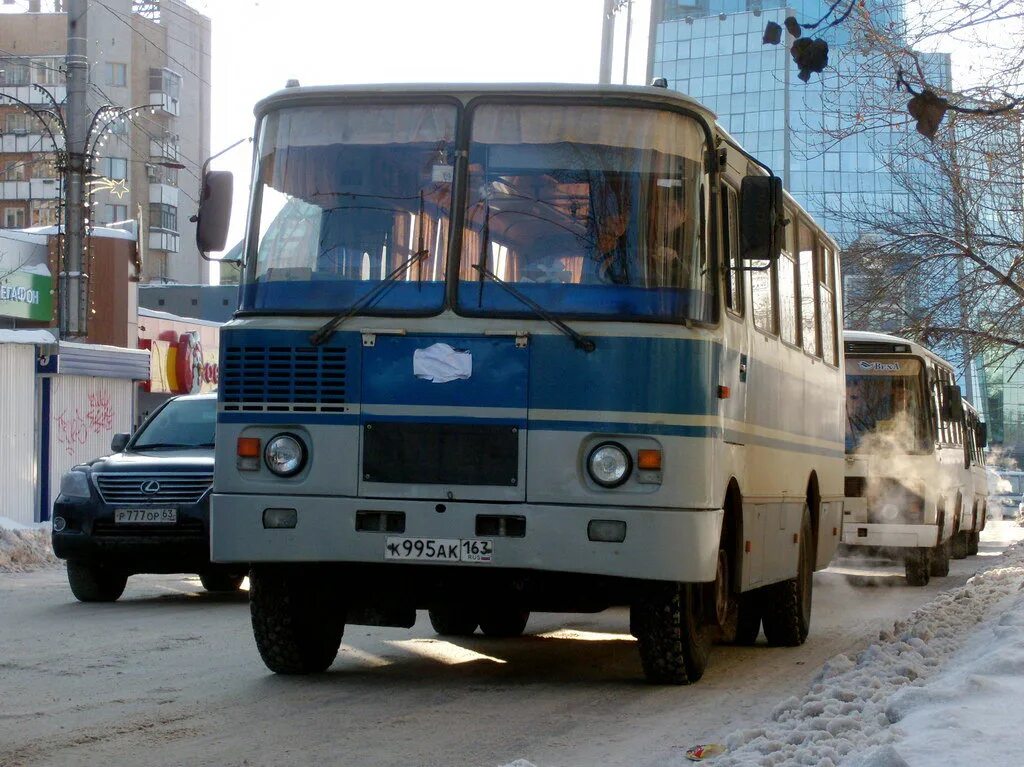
[58,470,91,500]
[587,442,632,488]
[264,434,307,477]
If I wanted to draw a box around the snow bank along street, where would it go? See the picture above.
[713,534,1024,767]
[0,518,57,573]
[0,522,1019,767]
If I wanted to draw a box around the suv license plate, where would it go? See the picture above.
[114,508,177,524]
[384,537,493,563]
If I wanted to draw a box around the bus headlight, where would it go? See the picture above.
[587,442,632,488]
[264,434,307,477]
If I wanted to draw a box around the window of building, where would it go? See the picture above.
[33,156,57,178]
[106,62,128,87]
[149,67,182,99]
[104,204,128,223]
[1,158,26,181]
[0,61,30,86]
[33,58,64,86]
[98,156,128,180]
[4,113,32,135]
[3,207,25,228]
[31,203,57,227]
[148,202,177,232]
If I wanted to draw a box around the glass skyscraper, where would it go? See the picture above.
[649,0,949,246]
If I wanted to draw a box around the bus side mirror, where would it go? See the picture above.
[194,170,233,254]
[739,175,783,262]
[977,422,988,449]
[942,384,964,422]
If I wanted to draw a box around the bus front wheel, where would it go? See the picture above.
[249,565,345,675]
[633,582,711,685]
[968,531,980,556]
[930,537,951,577]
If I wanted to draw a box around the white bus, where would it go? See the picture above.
[842,330,986,584]
[195,83,846,684]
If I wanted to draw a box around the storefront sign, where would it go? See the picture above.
[0,264,53,321]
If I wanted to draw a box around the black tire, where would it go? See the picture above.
[428,606,478,637]
[762,509,814,647]
[478,608,530,638]
[249,565,344,675]
[904,548,931,586]
[951,532,969,560]
[67,560,127,602]
[200,570,246,593]
[632,582,712,685]
[930,537,951,577]
[968,531,980,556]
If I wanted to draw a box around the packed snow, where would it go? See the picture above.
[701,542,1024,767]
[0,517,58,572]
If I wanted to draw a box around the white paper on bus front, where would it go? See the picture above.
[413,343,472,383]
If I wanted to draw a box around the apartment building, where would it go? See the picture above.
[0,0,211,284]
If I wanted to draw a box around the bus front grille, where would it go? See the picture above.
[362,422,519,486]
[220,343,348,412]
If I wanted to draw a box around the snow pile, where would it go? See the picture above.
[712,543,1024,767]
[0,520,58,573]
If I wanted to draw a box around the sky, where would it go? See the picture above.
[181,0,626,274]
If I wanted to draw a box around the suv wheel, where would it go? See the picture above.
[67,560,127,602]
[200,570,246,593]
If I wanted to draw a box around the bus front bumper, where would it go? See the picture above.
[210,494,723,583]
[841,522,939,549]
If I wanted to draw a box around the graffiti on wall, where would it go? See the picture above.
[56,388,118,456]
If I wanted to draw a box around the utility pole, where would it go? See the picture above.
[599,0,616,85]
[64,0,89,338]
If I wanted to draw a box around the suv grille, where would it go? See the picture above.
[94,473,213,505]
[220,344,348,412]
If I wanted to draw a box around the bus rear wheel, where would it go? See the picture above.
[249,565,344,675]
[968,531,980,556]
[904,548,931,586]
[951,532,969,560]
[428,606,479,637]
[633,582,711,685]
[761,509,814,647]
[930,537,951,577]
[479,608,530,638]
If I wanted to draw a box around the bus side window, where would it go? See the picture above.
[750,255,776,333]
[777,209,799,345]
[721,184,742,315]
[820,244,838,365]
[798,218,820,357]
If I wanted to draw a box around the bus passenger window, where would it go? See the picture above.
[820,245,838,364]
[778,250,798,345]
[751,261,775,332]
[798,220,819,356]
[722,185,742,315]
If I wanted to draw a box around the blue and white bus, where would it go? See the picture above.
[197,83,846,684]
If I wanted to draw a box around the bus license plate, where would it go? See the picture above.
[114,508,177,524]
[384,537,493,563]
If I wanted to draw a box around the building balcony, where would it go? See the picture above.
[0,132,65,152]
[149,138,180,163]
[0,178,60,201]
[0,83,67,107]
[148,229,180,253]
[148,183,178,207]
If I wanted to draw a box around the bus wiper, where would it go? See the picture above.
[471,264,596,353]
[310,249,429,347]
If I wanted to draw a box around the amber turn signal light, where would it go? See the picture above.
[237,437,261,457]
[637,449,662,471]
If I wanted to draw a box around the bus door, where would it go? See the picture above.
[720,184,749,438]
[357,332,529,502]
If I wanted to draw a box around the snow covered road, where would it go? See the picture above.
[1,522,1021,767]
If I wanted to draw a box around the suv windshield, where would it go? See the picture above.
[457,103,712,322]
[244,102,458,313]
[845,357,931,453]
[132,397,216,450]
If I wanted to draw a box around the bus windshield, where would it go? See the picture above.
[845,357,931,453]
[456,104,713,322]
[243,103,458,313]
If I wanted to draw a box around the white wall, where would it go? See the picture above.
[0,344,38,525]
[47,375,134,513]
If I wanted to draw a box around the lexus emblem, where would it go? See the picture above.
[141,480,161,495]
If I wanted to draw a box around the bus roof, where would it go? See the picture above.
[843,329,956,373]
